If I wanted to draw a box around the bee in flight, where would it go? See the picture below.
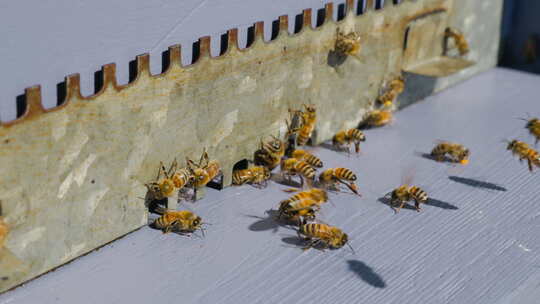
[291,149,323,168]
[332,129,366,154]
[335,28,361,57]
[0,202,7,249]
[145,160,193,201]
[319,168,360,196]
[281,158,317,188]
[254,135,286,171]
[359,110,393,129]
[506,139,540,172]
[445,27,469,56]
[232,166,271,187]
[187,149,222,188]
[519,116,540,145]
[430,141,470,165]
[152,207,206,235]
[289,104,317,147]
[297,221,354,253]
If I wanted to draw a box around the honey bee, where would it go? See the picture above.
[360,110,393,128]
[254,135,286,170]
[430,141,470,165]
[291,149,323,168]
[280,188,329,206]
[281,158,317,187]
[152,209,204,235]
[521,117,540,145]
[187,150,221,188]
[293,104,317,146]
[377,77,405,107]
[332,129,366,153]
[145,161,184,200]
[278,198,321,224]
[506,139,540,172]
[445,28,469,56]
[297,222,353,252]
[387,185,429,213]
[319,168,360,196]
[232,166,271,187]
[335,29,361,56]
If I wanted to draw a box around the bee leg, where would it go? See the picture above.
[527,159,534,172]
[396,201,407,213]
[299,176,305,188]
[414,200,422,212]
[163,221,178,234]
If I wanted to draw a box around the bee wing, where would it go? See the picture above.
[401,166,416,186]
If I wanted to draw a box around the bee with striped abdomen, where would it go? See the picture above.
[278,198,320,224]
[360,110,392,128]
[254,135,286,170]
[281,158,317,187]
[506,139,540,172]
[294,104,317,146]
[297,222,353,252]
[521,117,540,145]
[377,77,405,107]
[431,141,470,165]
[291,149,323,168]
[387,185,429,213]
[145,161,186,200]
[445,28,469,56]
[319,168,360,196]
[332,129,366,154]
[335,29,361,56]
[187,149,222,188]
[232,166,271,187]
[152,208,205,235]
[280,188,328,206]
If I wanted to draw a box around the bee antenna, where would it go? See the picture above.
[200,227,206,238]
[347,242,356,255]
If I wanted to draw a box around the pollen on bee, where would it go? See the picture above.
[460,159,469,165]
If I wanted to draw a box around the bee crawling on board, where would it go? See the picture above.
[152,207,206,235]
[430,141,470,165]
[519,116,540,145]
[145,159,194,201]
[297,220,354,253]
[384,170,428,213]
[281,158,317,188]
[232,166,271,188]
[359,109,393,129]
[332,129,366,154]
[506,139,540,172]
[254,135,286,171]
[377,77,405,107]
[335,28,361,57]
[445,27,469,56]
[187,149,222,188]
[319,168,361,196]
[289,104,317,147]
[291,149,323,168]
[278,198,321,225]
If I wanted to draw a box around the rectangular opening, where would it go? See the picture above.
[357,0,366,15]
[337,3,346,21]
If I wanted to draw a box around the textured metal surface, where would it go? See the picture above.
[1,68,538,304]
[0,0,502,293]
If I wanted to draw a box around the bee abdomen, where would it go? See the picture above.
[305,154,323,168]
[410,186,428,203]
[347,129,365,142]
[232,169,251,185]
[335,168,356,181]
[297,125,315,146]
[296,161,316,179]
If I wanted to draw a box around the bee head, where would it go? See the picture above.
[338,233,349,248]
[192,216,202,228]
[159,179,175,196]
[506,140,517,150]
[303,104,316,113]
[526,118,539,128]
[263,167,271,179]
